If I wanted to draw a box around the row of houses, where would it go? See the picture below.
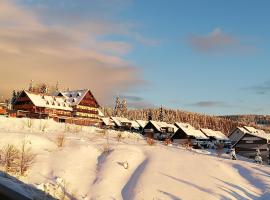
[229,126,270,161]
[101,117,230,146]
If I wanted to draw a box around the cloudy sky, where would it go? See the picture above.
[0,0,270,115]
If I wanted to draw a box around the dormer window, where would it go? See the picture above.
[58,102,61,106]
[72,98,76,103]
[42,95,45,99]
[52,101,55,105]
[46,101,50,105]
[77,92,81,97]
[69,94,72,97]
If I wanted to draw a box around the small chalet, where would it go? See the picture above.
[101,117,115,129]
[231,126,270,161]
[131,120,140,132]
[200,128,229,142]
[171,122,208,144]
[110,117,132,130]
[136,120,148,131]
[229,127,251,145]
[56,89,101,125]
[143,120,177,140]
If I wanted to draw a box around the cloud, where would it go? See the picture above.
[188,28,255,53]
[246,81,270,95]
[189,101,229,108]
[0,0,145,104]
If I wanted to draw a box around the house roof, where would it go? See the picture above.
[101,117,115,126]
[131,121,140,129]
[136,120,148,128]
[243,126,265,134]
[58,89,88,106]
[111,117,132,127]
[24,91,72,111]
[174,122,208,139]
[241,126,270,141]
[58,89,100,107]
[200,128,229,140]
[149,120,178,133]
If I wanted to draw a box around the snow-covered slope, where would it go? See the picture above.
[0,117,270,200]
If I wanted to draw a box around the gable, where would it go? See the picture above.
[13,91,34,106]
[79,90,99,107]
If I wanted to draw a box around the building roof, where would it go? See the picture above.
[58,89,89,106]
[200,128,229,140]
[58,89,100,107]
[110,117,132,127]
[131,120,140,129]
[149,120,178,133]
[24,91,72,111]
[241,126,270,141]
[101,117,115,126]
[174,122,208,139]
[243,126,265,134]
[136,120,148,128]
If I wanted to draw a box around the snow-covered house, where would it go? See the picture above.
[110,117,132,131]
[172,122,208,144]
[228,127,251,145]
[136,120,148,131]
[142,120,178,140]
[56,89,100,125]
[200,128,229,143]
[232,126,270,161]
[13,90,73,121]
[101,117,116,129]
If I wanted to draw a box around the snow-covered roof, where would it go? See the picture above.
[150,120,178,133]
[131,121,140,129]
[200,128,229,140]
[241,126,270,141]
[243,126,265,134]
[25,91,72,111]
[175,122,208,139]
[59,89,89,106]
[136,120,148,128]
[111,117,132,127]
[101,117,115,126]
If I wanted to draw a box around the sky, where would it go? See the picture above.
[0,0,270,115]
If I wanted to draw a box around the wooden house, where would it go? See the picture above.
[13,90,72,121]
[56,89,101,126]
[101,117,115,129]
[228,127,251,145]
[172,122,208,145]
[200,128,229,143]
[232,126,270,161]
[136,120,148,132]
[142,120,177,140]
[110,117,132,130]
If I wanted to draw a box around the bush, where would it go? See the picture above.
[116,132,123,142]
[56,134,66,148]
[146,137,155,146]
[19,140,36,175]
[164,138,172,146]
[0,141,35,175]
[0,144,19,173]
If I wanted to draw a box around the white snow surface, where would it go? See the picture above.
[0,117,270,200]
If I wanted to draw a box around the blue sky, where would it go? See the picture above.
[1,0,270,115]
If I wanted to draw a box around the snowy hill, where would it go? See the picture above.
[0,117,270,200]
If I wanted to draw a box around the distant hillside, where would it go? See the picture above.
[102,107,270,135]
